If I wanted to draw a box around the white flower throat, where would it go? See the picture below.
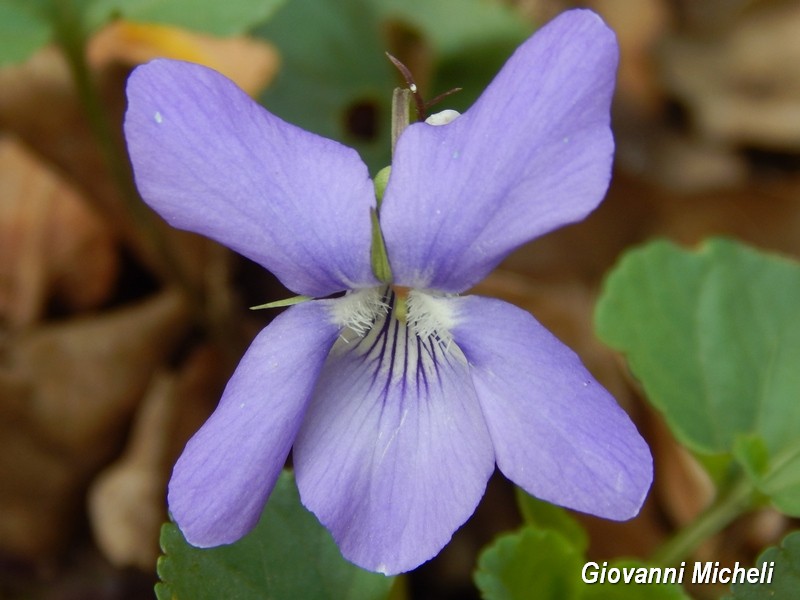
[330,110,466,374]
[330,286,466,383]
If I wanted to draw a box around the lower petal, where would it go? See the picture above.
[168,300,340,546]
[449,296,652,520]
[293,303,494,574]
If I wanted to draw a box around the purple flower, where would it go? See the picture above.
[125,9,651,575]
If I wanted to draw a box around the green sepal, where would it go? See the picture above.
[374,166,391,209]
[370,208,393,283]
[250,295,312,310]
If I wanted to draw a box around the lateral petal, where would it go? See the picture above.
[380,10,617,291]
[168,300,340,546]
[450,295,652,520]
[293,302,494,574]
[125,59,377,296]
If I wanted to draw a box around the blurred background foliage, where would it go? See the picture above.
[1,0,800,598]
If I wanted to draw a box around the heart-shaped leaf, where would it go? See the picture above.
[595,238,800,515]
[156,471,393,600]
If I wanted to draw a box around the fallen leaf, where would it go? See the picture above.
[88,20,279,96]
[0,289,190,559]
[0,136,119,327]
[660,1,800,149]
[649,411,715,528]
[88,371,178,570]
[88,344,227,570]
[590,0,669,115]
[0,46,226,290]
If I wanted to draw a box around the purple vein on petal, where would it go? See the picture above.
[295,288,494,574]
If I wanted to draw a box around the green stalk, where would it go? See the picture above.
[51,0,181,282]
[390,87,413,156]
[650,477,756,566]
[50,1,238,359]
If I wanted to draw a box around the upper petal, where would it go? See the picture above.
[168,300,340,547]
[293,292,494,574]
[380,9,618,291]
[449,295,652,520]
[125,59,377,296]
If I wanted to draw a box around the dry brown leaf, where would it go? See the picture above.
[620,126,749,192]
[652,177,800,261]
[671,0,763,33]
[0,289,190,559]
[88,343,227,570]
[0,46,169,276]
[660,1,800,148]
[590,0,670,115]
[88,21,279,96]
[648,412,715,528]
[0,136,119,327]
[512,0,572,23]
[88,372,176,570]
[0,46,222,290]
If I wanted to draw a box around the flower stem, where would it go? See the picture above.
[51,2,239,360]
[52,1,181,281]
[390,87,413,155]
[650,477,756,566]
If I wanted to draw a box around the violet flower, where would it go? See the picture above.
[125,9,651,575]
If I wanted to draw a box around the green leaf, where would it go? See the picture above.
[254,0,530,173]
[581,560,691,600]
[739,438,800,515]
[733,434,771,480]
[156,471,393,600]
[0,0,284,66]
[88,0,285,36]
[475,529,584,600]
[595,238,800,515]
[0,1,52,65]
[475,525,692,600]
[724,530,800,599]
[254,0,393,173]
[514,487,589,553]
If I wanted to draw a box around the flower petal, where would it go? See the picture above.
[125,59,377,296]
[450,295,652,520]
[168,300,340,546]
[380,10,618,291]
[293,304,494,574]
